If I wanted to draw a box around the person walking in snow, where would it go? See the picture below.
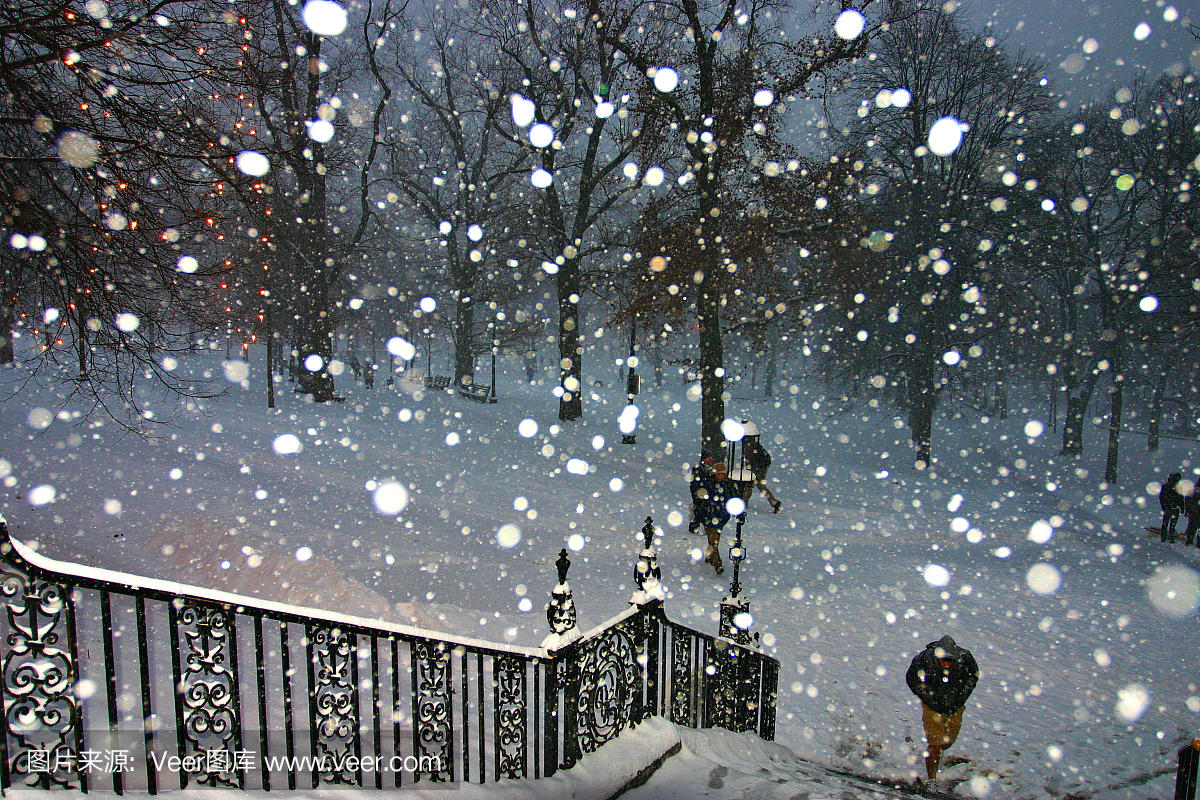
[1185,481,1200,547]
[906,635,979,782]
[743,436,781,514]
[700,461,734,574]
[524,350,538,383]
[688,454,714,534]
[1160,472,1185,543]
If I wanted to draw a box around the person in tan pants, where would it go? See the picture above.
[905,635,979,781]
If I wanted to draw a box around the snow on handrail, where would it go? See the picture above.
[0,517,547,659]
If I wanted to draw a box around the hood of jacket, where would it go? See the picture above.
[926,635,967,662]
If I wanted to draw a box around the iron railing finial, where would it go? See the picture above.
[630,516,662,605]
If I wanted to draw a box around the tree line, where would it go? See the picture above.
[2,0,1197,479]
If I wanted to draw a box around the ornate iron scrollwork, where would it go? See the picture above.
[308,626,357,784]
[744,654,763,732]
[494,655,526,779]
[707,639,741,731]
[175,601,240,786]
[411,639,452,781]
[761,660,778,741]
[670,630,693,727]
[573,619,638,754]
[555,654,579,769]
[0,570,80,789]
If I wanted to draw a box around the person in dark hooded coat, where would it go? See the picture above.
[688,455,714,534]
[1185,482,1200,547]
[700,462,733,574]
[1160,472,1184,543]
[906,635,979,781]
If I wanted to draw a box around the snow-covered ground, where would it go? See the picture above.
[2,348,1198,799]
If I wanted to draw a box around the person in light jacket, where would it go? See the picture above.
[743,437,781,513]
[906,635,979,781]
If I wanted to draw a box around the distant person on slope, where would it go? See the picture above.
[524,350,537,383]
[700,461,734,574]
[906,635,979,782]
[743,435,781,514]
[1185,480,1200,547]
[1160,472,1184,543]
[688,454,714,534]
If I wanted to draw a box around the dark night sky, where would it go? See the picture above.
[967,0,1197,103]
[784,1,1197,142]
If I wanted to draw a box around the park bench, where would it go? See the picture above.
[458,382,495,403]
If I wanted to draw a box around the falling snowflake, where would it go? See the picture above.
[834,9,865,39]
[653,67,679,92]
[302,0,348,36]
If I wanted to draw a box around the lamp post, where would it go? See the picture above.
[262,265,274,409]
[622,319,639,444]
[718,513,752,646]
[490,313,499,402]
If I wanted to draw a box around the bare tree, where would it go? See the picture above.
[1023,74,1200,478]
[184,0,403,402]
[480,0,647,421]
[0,0,238,426]
[589,0,878,453]
[627,153,868,394]
[362,0,530,389]
[824,3,1054,467]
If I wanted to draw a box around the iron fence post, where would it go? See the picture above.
[543,652,559,776]
[560,645,582,769]
[1178,739,1200,800]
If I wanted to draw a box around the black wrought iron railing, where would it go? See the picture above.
[1179,739,1200,800]
[0,518,778,793]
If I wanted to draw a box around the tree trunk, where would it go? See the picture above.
[292,238,336,401]
[295,309,335,401]
[1105,369,1123,484]
[1,259,20,365]
[1049,380,1058,432]
[558,257,582,421]
[1148,371,1167,452]
[893,375,909,411]
[1060,360,1105,457]
[291,30,336,404]
[0,308,13,365]
[1061,395,1090,456]
[453,290,475,387]
[764,338,777,398]
[74,300,88,379]
[697,267,725,457]
[266,305,275,409]
[907,361,936,467]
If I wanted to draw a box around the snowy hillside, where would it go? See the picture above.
[1,351,1197,799]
